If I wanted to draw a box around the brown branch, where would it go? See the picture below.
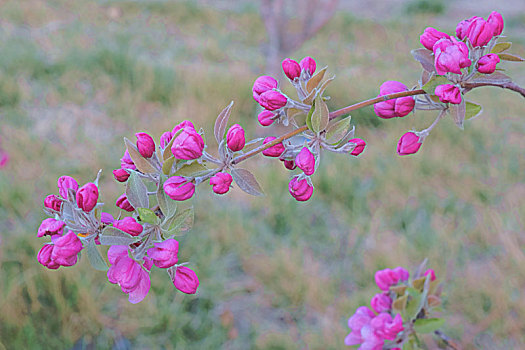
[231,89,427,165]
[434,330,462,350]
[464,81,525,98]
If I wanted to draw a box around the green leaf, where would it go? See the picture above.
[99,226,138,246]
[465,101,483,120]
[310,95,329,134]
[174,161,208,177]
[137,207,159,225]
[405,289,423,320]
[305,100,315,131]
[392,294,408,313]
[162,128,182,161]
[306,66,327,93]
[402,339,416,350]
[231,168,264,196]
[325,116,352,144]
[124,137,157,174]
[214,101,234,143]
[157,175,177,219]
[85,239,108,271]
[498,53,524,62]
[161,207,194,235]
[421,75,449,94]
[162,156,175,175]
[490,42,511,54]
[126,171,149,209]
[413,318,445,334]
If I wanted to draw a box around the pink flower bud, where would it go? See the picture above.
[282,58,301,80]
[135,132,155,158]
[101,212,115,224]
[397,132,422,156]
[113,168,130,182]
[477,53,500,74]
[258,110,276,126]
[464,17,495,47]
[295,147,315,176]
[252,75,278,102]
[51,231,83,267]
[420,27,450,51]
[172,266,199,294]
[375,268,402,291]
[392,266,409,282]
[371,313,404,341]
[226,124,246,152]
[348,138,366,156]
[435,84,462,104]
[37,244,60,270]
[37,218,65,238]
[433,37,471,75]
[424,269,437,281]
[172,120,195,134]
[147,239,179,268]
[209,172,233,195]
[171,127,204,160]
[121,150,136,170]
[261,137,285,157]
[289,177,313,202]
[116,193,135,212]
[373,81,415,119]
[371,292,392,313]
[107,255,151,304]
[0,150,9,169]
[258,90,287,111]
[164,176,195,201]
[113,217,143,236]
[76,183,99,212]
[160,131,173,148]
[456,16,482,40]
[44,194,62,211]
[299,56,316,75]
[487,11,504,36]
[283,159,297,170]
[57,176,78,199]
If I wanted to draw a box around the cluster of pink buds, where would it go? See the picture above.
[38,165,199,303]
[345,263,443,349]
[252,56,367,201]
[375,11,523,156]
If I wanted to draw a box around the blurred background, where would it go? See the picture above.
[0,0,524,349]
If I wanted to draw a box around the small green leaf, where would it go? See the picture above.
[99,226,138,246]
[421,75,449,94]
[85,239,108,271]
[306,66,327,93]
[163,129,182,161]
[392,294,408,313]
[162,156,175,175]
[490,42,511,54]
[157,175,177,219]
[126,171,149,209]
[498,53,524,62]
[325,116,352,144]
[231,168,264,196]
[137,207,159,225]
[305,100,315,131]
[174,161,208,177]
[311,95,329,134]
[465,101,483,120]
[413,318,445,334]
[405,290,422,320]
[161,207,194,235]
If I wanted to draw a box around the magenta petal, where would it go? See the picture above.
[108,245,129,265]
[128,269,151,304]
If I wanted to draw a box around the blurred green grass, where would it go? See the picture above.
[0,0,524,349]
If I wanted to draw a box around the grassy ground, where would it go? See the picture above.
[0,1,524,349]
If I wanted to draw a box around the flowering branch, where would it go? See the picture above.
[33,14,524,348]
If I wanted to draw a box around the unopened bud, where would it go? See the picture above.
[226,124,246,152]
[164,176,195,201]
[76,183,99,212]
[136,132,155,158]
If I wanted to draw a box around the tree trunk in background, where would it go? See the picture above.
[260,0,340,78]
